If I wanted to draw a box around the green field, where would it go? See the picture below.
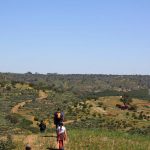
[67,129,150,150]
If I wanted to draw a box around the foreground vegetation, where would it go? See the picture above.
[11,128,150,150]
[67,129,150,150]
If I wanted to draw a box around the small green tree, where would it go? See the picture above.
[120,94,132,105]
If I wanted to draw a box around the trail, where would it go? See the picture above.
[13,133,58,150]
[36,90,48,101]
[11,90,49,127]
[11,96,71,150]
[11,99,58,149]
[11,100,32,114]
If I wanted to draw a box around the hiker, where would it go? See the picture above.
[39,120,46,133]
[54,108,64,129]
[57,122,67,150]
[25,144,31,150]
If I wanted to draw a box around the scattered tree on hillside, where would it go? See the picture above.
[120,94,132,106]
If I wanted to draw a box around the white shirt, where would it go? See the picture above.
[57,126,66,134]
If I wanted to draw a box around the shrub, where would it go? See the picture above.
[28,127,39,134]
[0,134,15,150]
[92,113,97,117]
[103,106,107,110]
[89,104,93,108]
[19,118,33,128]
[128,126,150,135]
[98,102,103,107]
[34,116,39,121]
[128,105,137,111]
[132,113,138,119]
[5,114,19,124]
[138,113,143,120]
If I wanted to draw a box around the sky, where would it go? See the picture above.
[0,0,150,74]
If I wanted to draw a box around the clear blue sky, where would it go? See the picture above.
[0,0,150,74]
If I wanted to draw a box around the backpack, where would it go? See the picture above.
[56,112,61,120]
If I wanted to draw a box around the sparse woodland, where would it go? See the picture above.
[0,73,150,150]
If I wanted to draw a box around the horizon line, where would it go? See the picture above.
[0,71,150,76]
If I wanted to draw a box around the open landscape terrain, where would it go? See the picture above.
[0,73,150,150]
[1,0,150,149]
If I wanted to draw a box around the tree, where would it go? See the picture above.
[120,94,132,106]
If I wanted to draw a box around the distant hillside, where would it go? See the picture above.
[1,73,150,93]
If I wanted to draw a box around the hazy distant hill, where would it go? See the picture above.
[0,72,150,93]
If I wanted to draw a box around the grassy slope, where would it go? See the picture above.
[1,81,150,149]
[13,128,150,150]
[67,129,150,150]
[12,95,150,149]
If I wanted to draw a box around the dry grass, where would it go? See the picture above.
[13,132,57,150]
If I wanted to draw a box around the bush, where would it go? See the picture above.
[138,113,143,120]
[128,105,137,111]
[0,134,15,150]
[103,106,107,110]
[34,117,39,121]
[128,126,150,135]
[89,104,93,108]
[19,118,33,128]
[28,127,39,134]
[92,113,97,117]
[98,102,103,107]
[126,112,130,116]
[5,115,19,124]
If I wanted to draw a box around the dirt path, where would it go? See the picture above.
[13,133,58,150]
[11,100,32,114]
[36,90,48,101]
[11,99,57,149]
[11,99,71,150]
[11,90,48,127]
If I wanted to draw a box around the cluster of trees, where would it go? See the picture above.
[1,73,150,93]
[1,73,150,102]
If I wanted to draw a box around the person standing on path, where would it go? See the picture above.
[54,108,64,129]
[57,122,67,150]
[39,120,46,133]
